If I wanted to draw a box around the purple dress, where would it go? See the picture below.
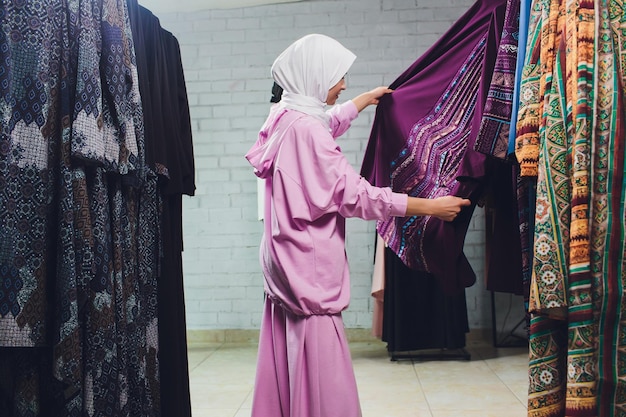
[360,0,509,295]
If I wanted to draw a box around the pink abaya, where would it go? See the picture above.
[245,99,407,417]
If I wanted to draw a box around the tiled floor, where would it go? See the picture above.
[188,337,529,417]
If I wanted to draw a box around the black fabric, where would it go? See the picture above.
[127,3,195,417]
[0,348,62,417]
[382,249,469,353]
[483,160,524,295]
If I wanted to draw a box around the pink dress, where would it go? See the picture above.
[245,100,407,417]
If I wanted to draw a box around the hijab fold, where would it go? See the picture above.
[271,34,356,126]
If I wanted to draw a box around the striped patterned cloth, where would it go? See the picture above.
[523,0,626,415]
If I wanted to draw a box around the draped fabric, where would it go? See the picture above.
[509,0,533,156]
[361,0,508,295]
[360,0,530,354]
[517,0,626,415]
[127,4,196,415]
[594,3,626,414]
[472,0,527,296]
[0,1,194,416]
[474,0,521,159]
[382,248,469,353]
[361,0,520,298]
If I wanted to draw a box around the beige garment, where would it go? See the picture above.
[371,234,386,338]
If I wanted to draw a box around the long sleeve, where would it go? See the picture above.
[326,100,359,138]
[274,117,407,223]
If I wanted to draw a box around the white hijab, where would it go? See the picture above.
[271,34,356,127]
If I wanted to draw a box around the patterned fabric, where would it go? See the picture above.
[474,0,521,159]
[594,0,626,414]
[528,315,568,417]
[508,0,532,156]
[515,0,561,178]
[361,0,509,293]
[562,0,596,414]
[512,0,539,316]
[70,0,143,173]
[377,36,485,273]
[0,0,64,349]
[0,1,163,416]
[523,0,626,416]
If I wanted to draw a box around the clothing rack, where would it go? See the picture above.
[389,348,471,361]
[490,291,528,348]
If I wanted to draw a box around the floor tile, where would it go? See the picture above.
[188,337,530,416]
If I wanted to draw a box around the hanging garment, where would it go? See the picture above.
[127,2,196,417]
[592,3,626,414]
[369,233,470,353]
[483,160,525,296]
[470,0,526,296]
[520,0,626,415]
[360,0,508,295]
[474,0,521,160]
[0,1,194,415]
[471,0,527,298]
[382,248,469,353]
[508,0,532,156]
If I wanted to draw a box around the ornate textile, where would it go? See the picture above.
[562,0,596,414]
[474,0,521,159]
[593,0,626,414]
[508,0,533,155]
[523,0,626,416]
[0,1,165,416]
[376,36,484,273]
[70,0,143,173]
[528,315,568,417]
[0,0,62,349]
[361,0,508,294]
[515,0,562,178]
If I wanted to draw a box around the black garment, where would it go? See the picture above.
[156,29,195,417]
[382,249,469,353]
[127,3,196,417]
[483,160,524,295]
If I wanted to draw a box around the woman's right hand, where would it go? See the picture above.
[429,196,472,222]
[405,195,471,221]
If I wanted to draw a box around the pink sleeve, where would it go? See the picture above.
[326,101,359,138]
[279,121,407,221]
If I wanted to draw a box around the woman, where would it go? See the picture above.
[245,33,470,417]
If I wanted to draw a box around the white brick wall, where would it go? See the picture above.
[152,0,525,332]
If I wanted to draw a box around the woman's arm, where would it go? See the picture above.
[351,86,393,112]
[405,195,472,222]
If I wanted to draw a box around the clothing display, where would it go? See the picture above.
[473,0,521,160]
[514,0,626,415]
[0,1,195,416]
[4,0,626,416]
[128,3,196,416]
[361,0,508,296]
[360,0,518,355]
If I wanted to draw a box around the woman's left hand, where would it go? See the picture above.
[367,86,393,105]
[352,87,393,112]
